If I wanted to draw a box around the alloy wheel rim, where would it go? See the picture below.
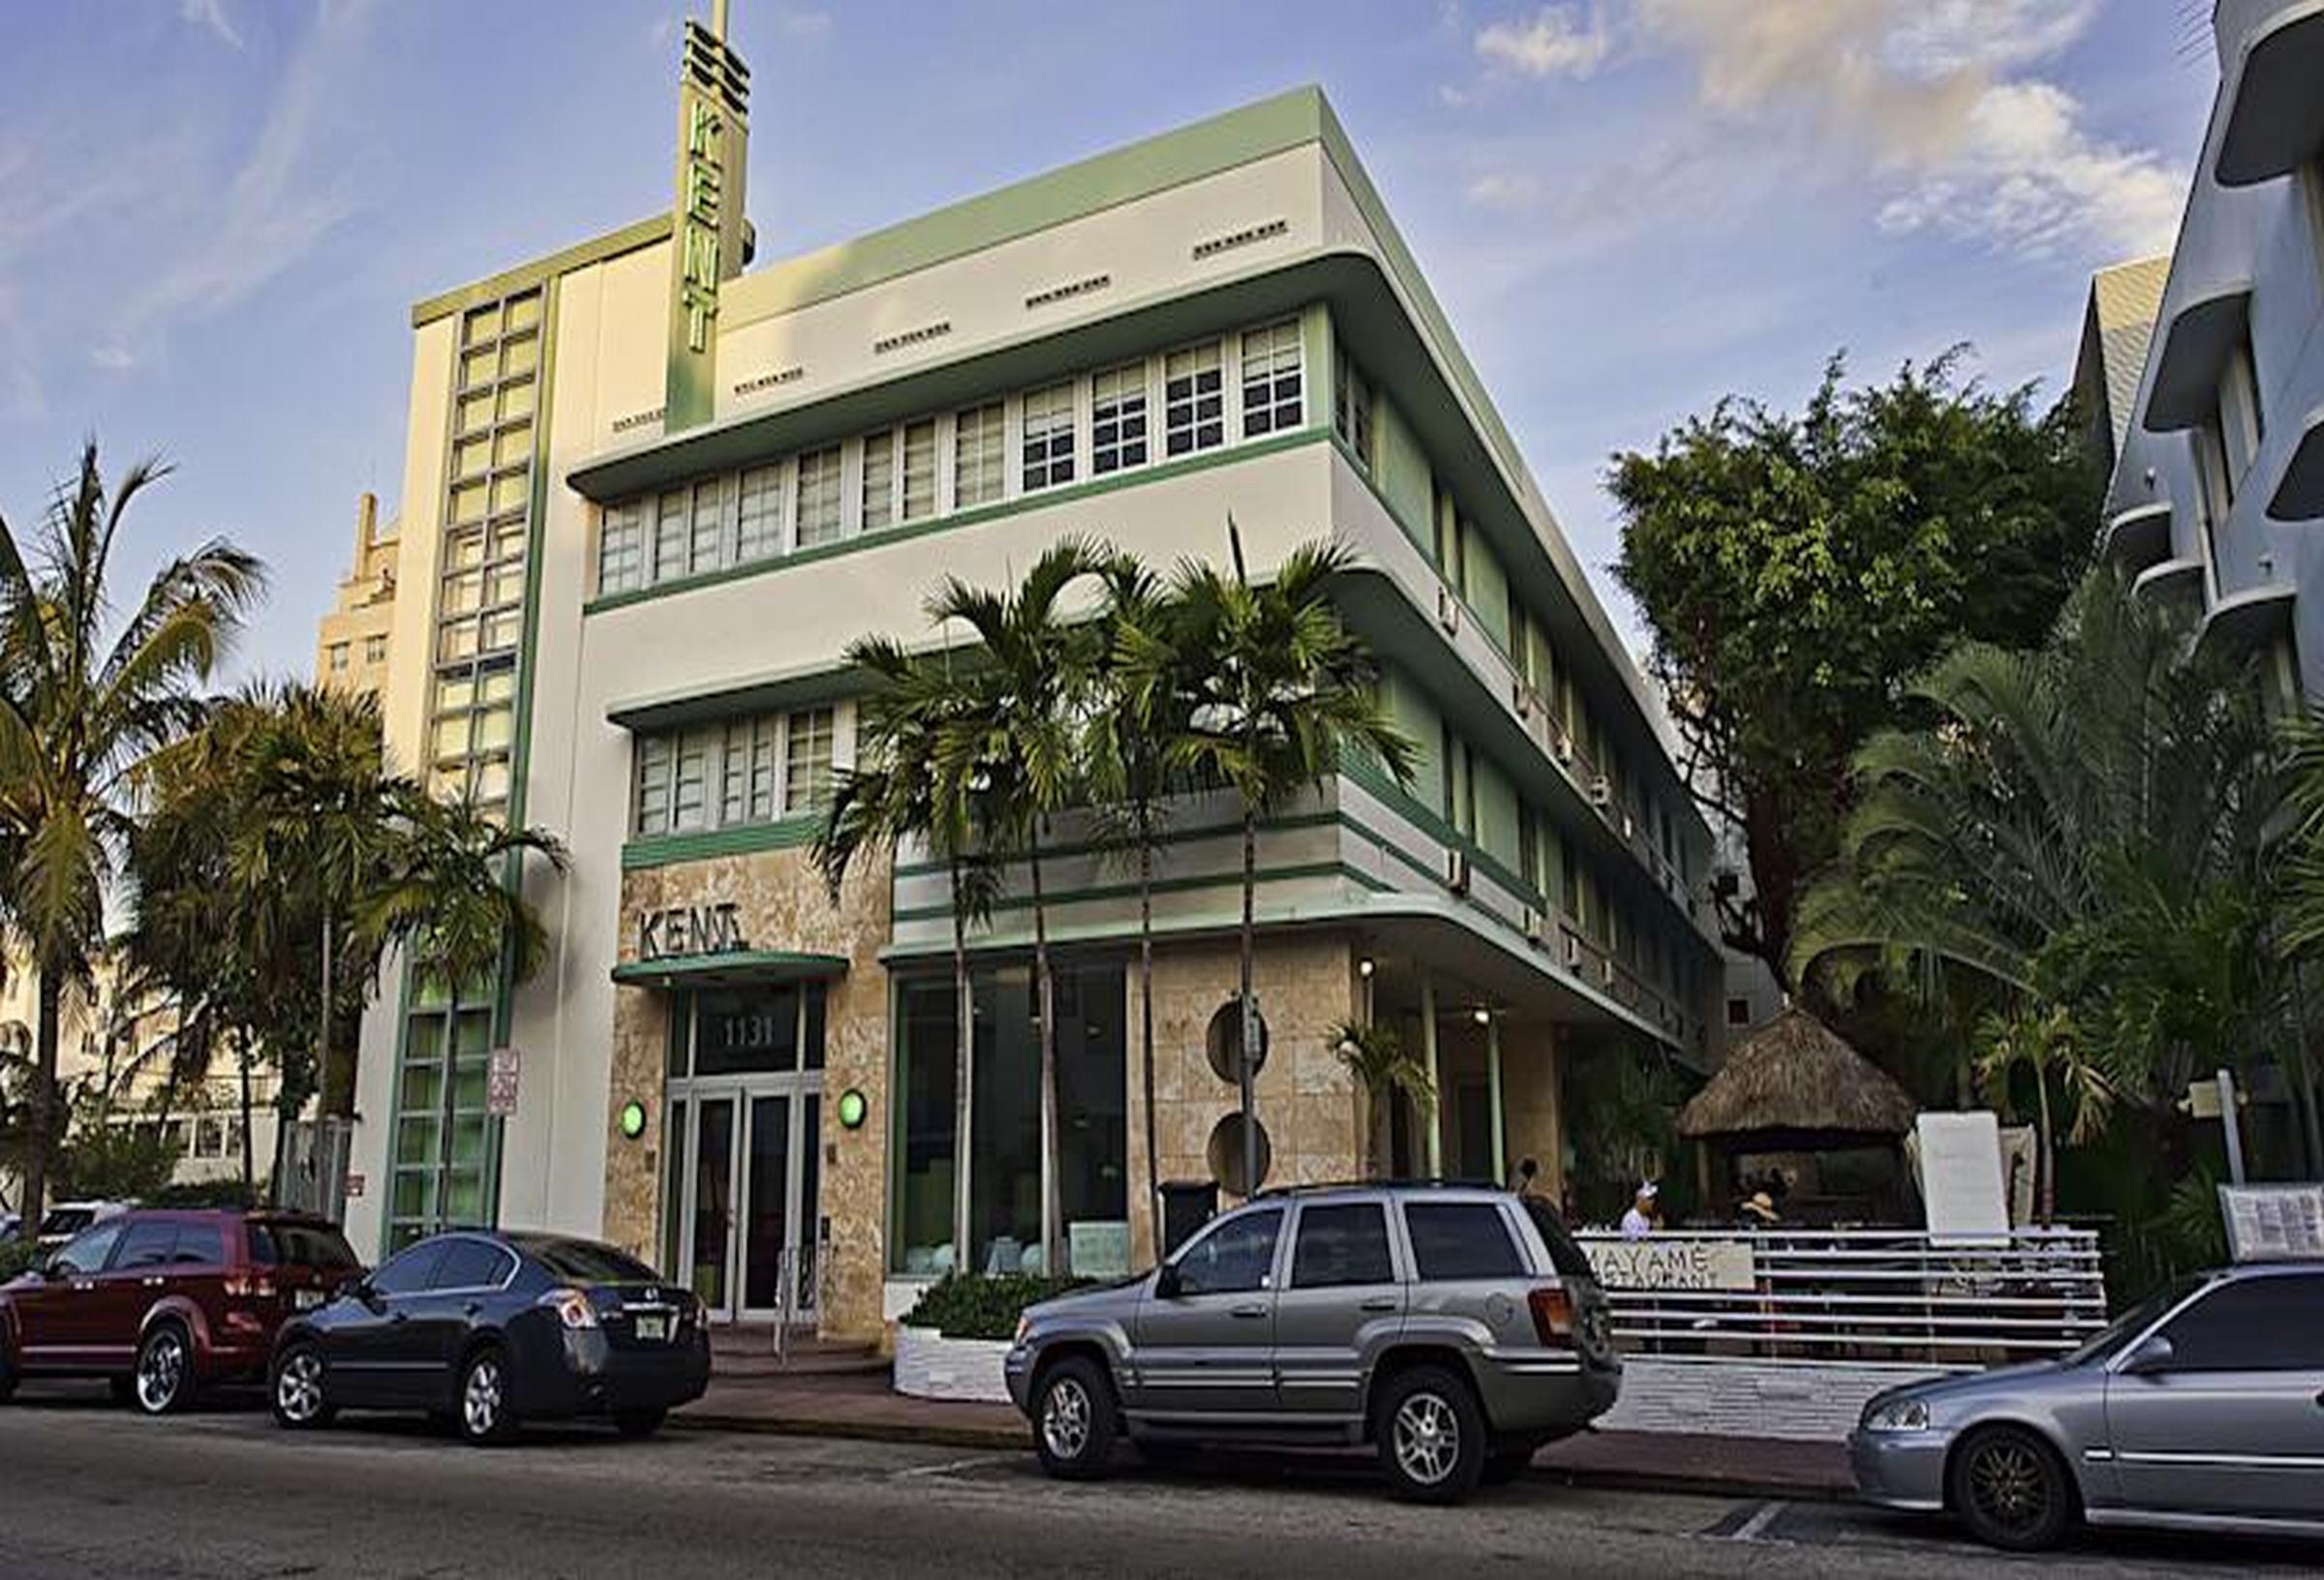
[464,1358,503,1437]
[137,1332,185,1413]
[1393,1391,1457,1485]
[1969,1441,2046,1532]
[1042,1377,1091,1461]
[277,1352,323,1422]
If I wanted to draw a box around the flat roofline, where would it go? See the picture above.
[410,213,673,328]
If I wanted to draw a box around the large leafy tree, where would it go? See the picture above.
[928,537,1110,1274]
[1609,351,2096,986]
[0,445,262,1227]
[1143,532,1414,1196]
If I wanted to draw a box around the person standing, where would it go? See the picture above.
[1619,1182,1660,1238]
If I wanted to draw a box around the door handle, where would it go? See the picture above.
[1229,1303,1267,1320]
[1359,1297,1397,1313]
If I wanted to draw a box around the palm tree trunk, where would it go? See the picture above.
[1029,832,1061,1275]
[23,963,63,1228]
[2034,1069,2056,1226]
[1238,806,1259,1199]
[236,1033,257,1199]
[1138,812,1159,1250]
[948,855,973,1279]
[319,912,335,1118]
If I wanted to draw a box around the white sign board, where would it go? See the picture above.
[1917,1110,2010,1244]
[2220,1184,2324,1261]
[1589,1237,1758,1292]
[1068,1220,1132,1279]
[486,1048,521,1118]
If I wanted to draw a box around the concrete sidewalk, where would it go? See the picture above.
[678,1368,1853,1501]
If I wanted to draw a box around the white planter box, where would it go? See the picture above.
[893,1324,1014,1404]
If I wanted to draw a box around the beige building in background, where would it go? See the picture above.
[314,492,400,704]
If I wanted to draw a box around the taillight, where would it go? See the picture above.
[222,1275,275,1301]
[1527,1286,1576,1348]
[538,1287,600,1329]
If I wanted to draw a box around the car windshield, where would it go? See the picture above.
[2063,1275,2203,1366]
[524,1237,660,1285]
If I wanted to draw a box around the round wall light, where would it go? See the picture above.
[837,1087,870,1130]
[618,1100,648,1139]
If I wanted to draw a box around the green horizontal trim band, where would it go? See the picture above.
[611,948,848,987]
[621,814,822,870]
[891,858,1380,925]
[1340,751,1539,905]
[412,213,673,328]
[584,424,1330,617]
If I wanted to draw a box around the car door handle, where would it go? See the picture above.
[1229,1303,1268,1320]
[1359,1297,1397,1313]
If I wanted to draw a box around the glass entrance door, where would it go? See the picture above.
[688,1097,738,1312]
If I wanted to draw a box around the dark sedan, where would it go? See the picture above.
[269,1230,709,1444]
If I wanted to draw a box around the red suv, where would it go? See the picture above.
[0,1208,362,1413]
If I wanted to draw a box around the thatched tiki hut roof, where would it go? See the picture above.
[1677,1007,1916,1140]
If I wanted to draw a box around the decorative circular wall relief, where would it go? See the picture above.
[1204,999,1270,1084]
[1206,1113,1273,1197]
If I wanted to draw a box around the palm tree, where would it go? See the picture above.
[0,444,262,1227]
[1088,554,1193,1234]
[928,538,1110,1274]
[1330,1019,1434,1179]
[1150,530,1415,1197]
[815,633,998,1277]
[1972,1002,2114,1224]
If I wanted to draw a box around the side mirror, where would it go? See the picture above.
[1153,1264,1183,1300]
[2121,1332,2175,1377]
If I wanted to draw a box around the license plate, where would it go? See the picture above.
[635,1314,668,1342]
[294,1289,323,1310]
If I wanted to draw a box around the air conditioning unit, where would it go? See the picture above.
[1522,906,1546,946]
[1602,957,1618,988]
[1436,585,1461,636]
[1563,933,1583,969]
[1552,728,1575,765]
[1444,847,1472,896]
[1512,681,1532,718]
[1620,810,1636,841]
[1588,776,1613,808]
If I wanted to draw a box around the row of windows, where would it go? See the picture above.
[1174,1200,1527,1296]
[596,316,1311,597]
[631,706,838,837]
[323,634,389,673]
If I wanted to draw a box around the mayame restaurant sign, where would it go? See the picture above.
[637,900,749,961]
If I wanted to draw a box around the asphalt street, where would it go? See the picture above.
[1,1383,2318,1579]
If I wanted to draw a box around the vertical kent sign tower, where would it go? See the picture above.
[667,0,752,433]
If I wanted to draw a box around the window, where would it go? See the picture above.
[434,1237,517,1291]
[51,1221,125,1277]
[1403,1202,1523,1280]
[365,634,388,665]
[954,403,1005,507]
[861,430,897,532]
[884,420,933,526]
[249,1223,359,1269]
[115,1219,180,1269]
[654,489,691,583]
[1091,362,1148,474]
[672,727,713,832]
[1164,344,1224,456]
[1240,319,1302,437]
[1175,1207,1282,1295]
[369,1241,448,1297]
[2159,1275,2324,1371]
[1727,996,1751,1027]
[1519,812,1541,894]
[795,445,842,548]
[633,739,672,836]
[1334,345,1373,468]
[1022,381,1077,491]
[735,464,783,562]
[1291,1202,1394,1289]
[1517,1198,1600,1280]
[529,1238,660,1284]
[172,1223,226,1267]
[785,707,836,811]
[328,643,350,673]
[688,477,725,569]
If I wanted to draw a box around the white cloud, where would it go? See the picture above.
[774,9,833,42]
[88,345,136,372]
[179,0,244,50]
[1465,171,1542,210]
[1477,5,1611,79]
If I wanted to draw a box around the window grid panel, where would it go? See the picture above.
[1239,319,1302,437]
[796,445,843,548]
[1091,362,1148,475]
[1022,381,1077,492]
[901,419,937,521]
[736,463,784,563]
[955,403,1005,508]
[861,430,897,532]
[784,708,836,812]
[1164,344,1225,456]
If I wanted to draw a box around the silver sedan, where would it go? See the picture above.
[1850,1261,2324,1550]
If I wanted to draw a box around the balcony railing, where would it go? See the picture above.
[1574,1228,2109,1371]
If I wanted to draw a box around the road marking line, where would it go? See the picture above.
[890,1454,1005,1480]
[1726,1500,1789,1542]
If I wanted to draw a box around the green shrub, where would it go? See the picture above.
[899,1272,1089,1341]
[149,1178,264,1209]
[0,1235,45,1283]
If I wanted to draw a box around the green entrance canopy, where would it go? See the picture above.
[610,949,848,989]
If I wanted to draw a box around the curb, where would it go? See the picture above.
[673,1410,1855,1502]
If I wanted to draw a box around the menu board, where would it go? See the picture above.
[2219,1185,2324,1261]
[1917,1110,2010,1244]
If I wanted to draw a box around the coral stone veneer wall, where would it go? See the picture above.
[603,846,894,1343]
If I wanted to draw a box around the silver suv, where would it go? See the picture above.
[1003,1183,1618,1503]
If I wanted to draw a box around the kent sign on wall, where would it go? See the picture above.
[636,900,749,961]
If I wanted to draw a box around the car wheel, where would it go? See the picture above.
[271,1342,337,1430]
[1376,1365,1486,1504]
[457,1347,521,1446]
[614,1407,667,1439]
[1481,1443,1539,1486]
[1032,1355,1117,1481]
[133,1322,195,1415]
[1949,1425,2075,1552]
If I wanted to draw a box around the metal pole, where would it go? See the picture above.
[1484,1013,1505,1187]
[2217,1068,2247,1186]
[1419,973,1442,1178]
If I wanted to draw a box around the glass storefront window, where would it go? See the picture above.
[890,959,1127,1279]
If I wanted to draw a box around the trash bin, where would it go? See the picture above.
[1159,1179,1217,1258]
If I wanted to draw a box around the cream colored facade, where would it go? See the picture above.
[314,492,400,705]
[349,70,1721,1342]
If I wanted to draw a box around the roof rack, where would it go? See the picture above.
[1253,1177,1508,1199]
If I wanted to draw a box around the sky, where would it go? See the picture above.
[0,0,2221,684]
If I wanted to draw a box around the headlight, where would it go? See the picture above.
[1012,1315,1032,1348]
[1862,1397,1931,1433]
